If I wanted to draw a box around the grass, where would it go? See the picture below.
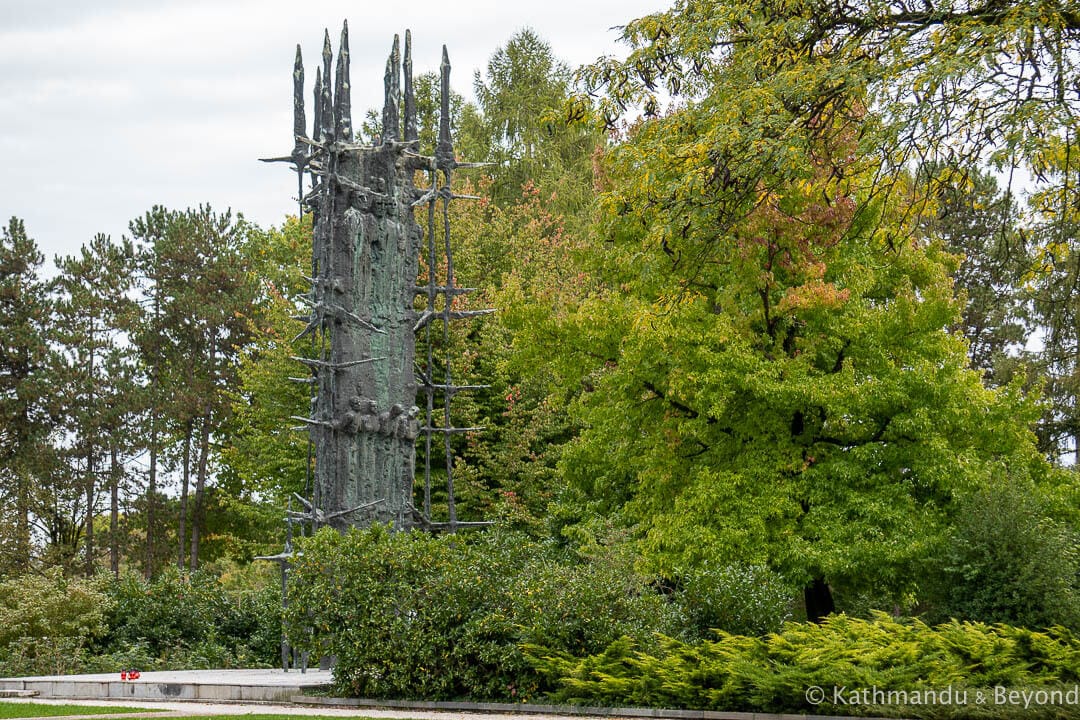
[0,704,155,718]
[0,709,396,720]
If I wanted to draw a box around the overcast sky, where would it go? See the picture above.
[0,0,661,271]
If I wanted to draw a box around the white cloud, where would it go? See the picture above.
[1,0,663,267]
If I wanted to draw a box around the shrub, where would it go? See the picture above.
[0,569,110,676]
[285,525,682,701]
[922,484,1080,630]
[96,567,280,669]
[526,613,1080,719]
[677,563,794,637]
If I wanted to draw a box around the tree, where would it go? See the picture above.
[51,233,139,576]
[922,479,1080,629]
[219,215,313,506]
[516,0,1068,619]
[130,206,260,572]
[129,208,176,578]
[915,163,1030,386]
[474,29,603,218]
[1026,136,1080,464]
[580,0,1079,182]
[0,218,55,574]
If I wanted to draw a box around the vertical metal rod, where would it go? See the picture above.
[424,167,437,520]
[442,166,456,531]
[437,46,457,531]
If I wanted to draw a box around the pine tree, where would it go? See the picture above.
[130,206,259,571]
[52,233,139,576]
[0,218,55,573]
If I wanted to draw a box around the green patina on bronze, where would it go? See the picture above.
[264,25,490,533]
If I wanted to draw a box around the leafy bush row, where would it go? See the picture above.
[525,613,1080,719]
[0,565,281,677]
[285,525,791,701]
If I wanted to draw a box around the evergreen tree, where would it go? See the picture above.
[0,218,55,574]
[473,29,602,218]
[52,233,139,576]
[130,206,259,571]
[916,163,1030,386]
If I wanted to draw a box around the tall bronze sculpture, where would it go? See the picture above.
[264,25,490,533]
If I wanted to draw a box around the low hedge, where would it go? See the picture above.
[525,612,1080,719]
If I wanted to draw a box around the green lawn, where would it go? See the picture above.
[0,708,396,720]
[0,704,155,718]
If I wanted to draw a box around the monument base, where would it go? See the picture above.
[0,669,332,703]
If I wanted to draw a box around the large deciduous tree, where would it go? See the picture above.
[525,0,1071,619]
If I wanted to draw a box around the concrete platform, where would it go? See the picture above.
[0,668,333,703]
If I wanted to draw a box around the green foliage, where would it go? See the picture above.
[0,218,56,575]
[915,163,1030,387]
[922,479,1080,630]
[424,179,600,527]
[50,232,141,575]
[220,216,314,506]
[285,525,682,701]
[580,0,1079,201]
[0,569,110,676]
[494,0,1068,619]
[527,614,1080,718]
[129,204,263,572]
[95,568,280,670]
[679,564,794,637]
[472,29,601,216]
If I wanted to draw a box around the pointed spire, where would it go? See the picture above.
[292,45,307,162]
[436,45,454,168]
[334,21,352,142]
[382,34,401,143]
[403,30,417,143]
[320,29,334,143]
[312,66,323,147]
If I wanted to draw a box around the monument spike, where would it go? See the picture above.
[312,66,323,148]
[436,45,454,169]
[320,30,334,143]
[334,22,353,142]
[292,45,307,159]
[382,34,401,142]
[403,30,417,143]
[292,45,307,219]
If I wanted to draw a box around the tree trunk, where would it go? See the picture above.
[145,433,157,579]
[84,453,95,577]
[804,577,835,623]
[178,421,192,570]
[109,446,119,577]
[189,410,212,572]
[15,467,30,568]
[85,345,97,578]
